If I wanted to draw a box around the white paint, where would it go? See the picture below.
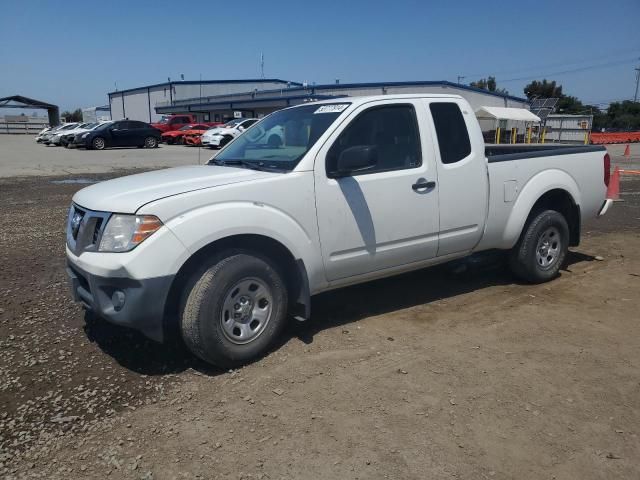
[68,94,609,300]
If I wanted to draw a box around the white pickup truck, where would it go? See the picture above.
[66,94,613,367]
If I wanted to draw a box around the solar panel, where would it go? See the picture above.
[530,97,559,121]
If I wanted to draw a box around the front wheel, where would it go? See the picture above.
[92,137,106,150]
[180,253,288,368]
[144,136,158,148]
[509,209,569,283]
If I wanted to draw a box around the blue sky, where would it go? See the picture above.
[1,0,638,112]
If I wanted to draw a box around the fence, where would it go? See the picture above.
[590,132,640,144]
[0,120,48,134]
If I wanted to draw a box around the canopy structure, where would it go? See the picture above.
[0,95,60,126]
[475,106,541,123]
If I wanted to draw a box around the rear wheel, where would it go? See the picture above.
[509,209,569,283]
[219,135,233,148]
[92,137,106,150]
[144,136,158,148]
[180,252,288,368]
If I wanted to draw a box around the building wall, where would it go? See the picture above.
[109,93,124,120]
[174,81,293,102]
[108,81,293,122]
[149,86,170,122]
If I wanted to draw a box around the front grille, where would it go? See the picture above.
[67,204,111,255]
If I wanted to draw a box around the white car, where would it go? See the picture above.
[41,123,79,145]
[36,124,65,143]
[201,118,259,148]
[65,94,613,368]
[50,123,96,146]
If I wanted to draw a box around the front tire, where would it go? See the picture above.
[180,253,288,368]
[509,209,569,283]
[92,137,106,150]
[144,136,158,148]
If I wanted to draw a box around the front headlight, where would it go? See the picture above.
[98,214,163,252]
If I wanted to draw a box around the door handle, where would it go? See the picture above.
[412,180,436,191]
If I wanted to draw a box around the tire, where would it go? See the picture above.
[144,136,158,148]
[92,137,106,150]
[180,252,288,368]
[509,209,569,284]
[219,135,233,148]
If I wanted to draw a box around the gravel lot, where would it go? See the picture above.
[0,135,209,177]
[1,136,639,479]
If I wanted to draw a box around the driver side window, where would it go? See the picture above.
[326,104,422,176]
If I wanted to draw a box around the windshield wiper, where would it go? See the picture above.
[209,159,267,171]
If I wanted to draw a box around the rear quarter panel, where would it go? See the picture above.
[478,150,606,250]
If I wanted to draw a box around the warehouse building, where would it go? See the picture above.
[108,79,529,124]
[108,79,301,123]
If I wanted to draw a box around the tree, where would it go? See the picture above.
[598,101,640,130]
[523,78,640,131]
[523,79,563,100]
[469,76,509,95]
[61,108,83,122]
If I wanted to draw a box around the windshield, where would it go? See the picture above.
[211,103,350,171]
[179,125,194,131]
[223,119,244,127]
[95,122,113,130]
[157,115,170,124]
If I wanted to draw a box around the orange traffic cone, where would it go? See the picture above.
[624,144,631,158]
[607,167,620,200]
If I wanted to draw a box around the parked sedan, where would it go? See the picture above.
[50,123,95,146]
[161,124,211,145]
[73,120,161,150]
[201,118,259,149]
[39,123,79,144]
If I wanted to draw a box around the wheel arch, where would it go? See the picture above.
[502,170,581,248]
[163,233,311,337]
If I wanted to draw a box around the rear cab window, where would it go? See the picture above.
[429,102,471,164]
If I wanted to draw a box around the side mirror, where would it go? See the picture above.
[333,145,378,177]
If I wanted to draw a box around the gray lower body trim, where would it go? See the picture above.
[66,263,174,342]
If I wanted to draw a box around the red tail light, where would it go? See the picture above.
[604,153,611,187]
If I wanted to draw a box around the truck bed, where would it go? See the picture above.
[485,144,606,162]
[476,144,608,252]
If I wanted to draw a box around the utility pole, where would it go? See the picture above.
[260,53,265,79]
[634,63,640,102]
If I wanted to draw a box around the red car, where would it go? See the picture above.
[152,114,221,133]
[161,124,211,144]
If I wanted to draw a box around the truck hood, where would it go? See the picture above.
[72,165,278,213]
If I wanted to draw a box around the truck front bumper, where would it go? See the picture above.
[66,262,174,342]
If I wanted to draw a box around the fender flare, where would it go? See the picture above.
[502,169,581,248]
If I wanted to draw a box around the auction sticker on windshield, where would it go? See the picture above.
[314,104,349,114]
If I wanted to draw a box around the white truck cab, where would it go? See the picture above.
[66,94,612,367]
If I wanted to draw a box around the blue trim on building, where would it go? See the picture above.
[107,79,301,97]
[155,94,349,114]
[240,80,529,104]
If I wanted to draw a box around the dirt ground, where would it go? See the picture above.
[1,146,640,479]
